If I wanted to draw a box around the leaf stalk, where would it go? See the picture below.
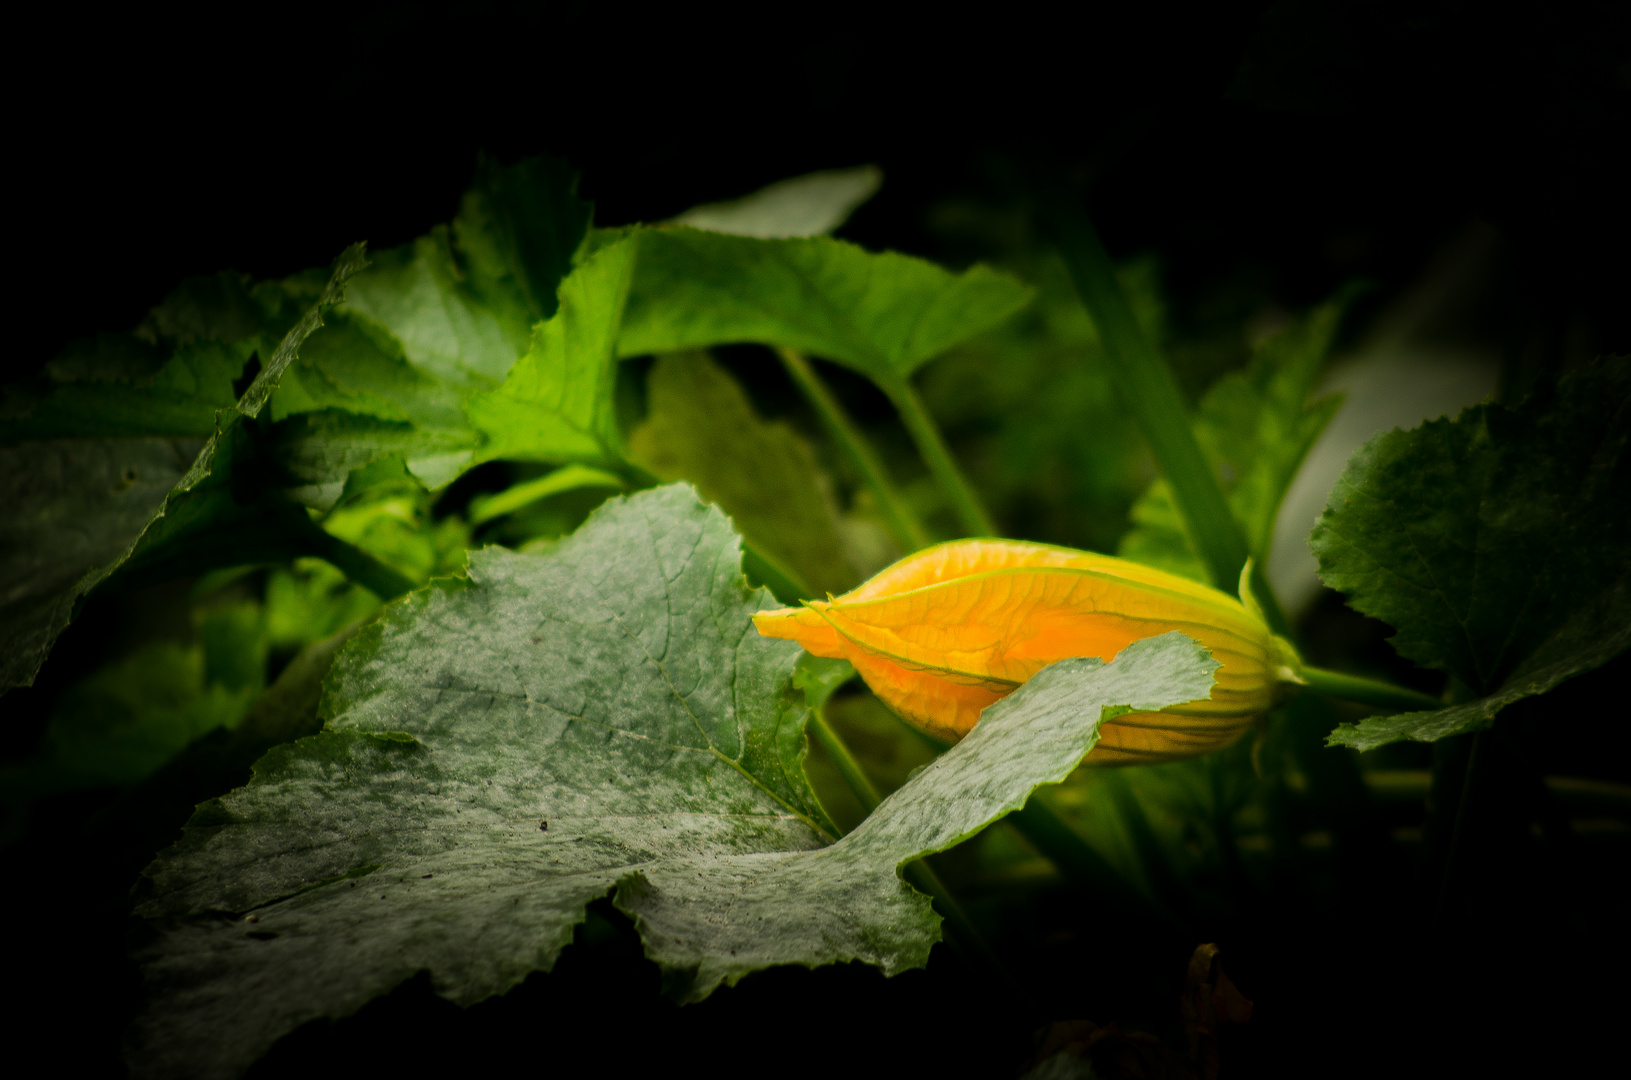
[878,374,999,538]
[306,526,416,600]
[1300,666,1443,712]
[776,348,931,551]
[1044,195,1292,636]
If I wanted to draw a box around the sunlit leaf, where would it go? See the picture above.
[270,155,594,490]
[466,234,636,466]
[1316,356,1630,749]
[128,485,1216,1078]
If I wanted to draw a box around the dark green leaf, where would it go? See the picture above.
[0,269,328,442]
[918,253,1163,555]
[128,485,1215,1079]
[1317,356,1630,749]
[458,154,594,323]
[0,438,201,691]
[1,249,370,695]
[267,410,478,508]
[615,228,1033,384]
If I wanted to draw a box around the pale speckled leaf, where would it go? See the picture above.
[127,485,1216,1079]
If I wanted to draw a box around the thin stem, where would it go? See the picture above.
[741,543,816,604]
[809,706,1017,991]
[810,708,884,811]
[777,348,930,552]
[306,526,416,600]
[880,374,998,538]
[1301,666,1443,712]
[1009,796,1185,932]
[1044,194,1292,637]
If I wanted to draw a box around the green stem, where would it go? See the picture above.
[879,374,998,538]
[808,707,1014,986]
[741,544,816,605]
[777,348,930,551]
[307,527,416,600]
[1301,666,1443,712]
[810,708,885,811]
[1045,196,1291,636]
[1008,796,1185,931]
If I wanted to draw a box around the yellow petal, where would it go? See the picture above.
[751,539,1285,761]
[752,605,846,658]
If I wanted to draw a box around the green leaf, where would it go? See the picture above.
[267,410,479,508]
[1,248,374,695]
[270,156,593,489]
[458,154,594,324]
[628,351,857,597]
[615,228,1033,384]
[338,156,591,389]
[1317,356,1630,750]
[466,234,637,465]
[1,438,200,692]
[128,484,1215,1079]
[0,269,328,442]
[0,337,248,440]
[12,643,256,793]
[0,600,268,799]
[1119,296,1347,585]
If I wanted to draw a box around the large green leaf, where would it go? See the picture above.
[128,484,1216,1079]
[614,228,1033,385]
[1119,297,1347,585]
[465,234,636,466]
[628,351,857,597]
[0,248,372,695]
[1316,356,1630,750]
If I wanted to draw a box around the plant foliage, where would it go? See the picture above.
[1314,357,1630,749]
[129,486,1216,1078]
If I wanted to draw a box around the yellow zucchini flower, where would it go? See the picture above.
[754,540,1302,764]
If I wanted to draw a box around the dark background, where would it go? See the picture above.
[5,2,1628,1076]
[11,0,1628,385]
